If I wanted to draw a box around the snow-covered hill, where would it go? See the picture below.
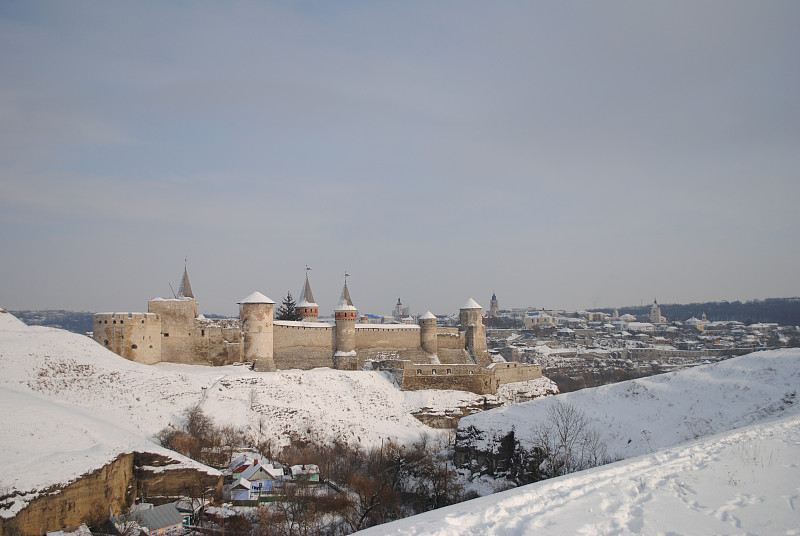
[457,348,800,461]
[358,412,800,535]
[0,309,499,517]
[359,349,800,535]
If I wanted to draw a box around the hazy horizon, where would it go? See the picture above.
[2,1,798,317]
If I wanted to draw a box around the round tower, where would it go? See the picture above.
[419,311,438,357]
[459,298,483,328]
[238,291,276,372]
[460,298,489,366]
[333,281,358,369]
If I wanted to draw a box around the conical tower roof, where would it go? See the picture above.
[178,267,194,299]
[297,274,318,307]
[336,281,356,311]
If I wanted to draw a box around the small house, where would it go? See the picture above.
[290,464,320,482]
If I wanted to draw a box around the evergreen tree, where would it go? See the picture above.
[276,291,302,321]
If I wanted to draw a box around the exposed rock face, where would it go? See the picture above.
[135,452,222,504]
[0,452,222,536]
[0,453,135,536]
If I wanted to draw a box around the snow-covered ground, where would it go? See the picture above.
[458,348,800,461]
[1,309,527,518]
[358,412,800,535]
[361,348,800,535]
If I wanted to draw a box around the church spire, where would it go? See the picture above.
[178,265,194,299]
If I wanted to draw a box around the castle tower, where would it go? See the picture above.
[333,280,358,370]
[148,266,198,363]
[460,298,489,366]
[489,292,499,318]
[650,299,661,324]
[394,298,403,319]
[239,291,276,372]
[419,311,438,358]
[297,272,319,322]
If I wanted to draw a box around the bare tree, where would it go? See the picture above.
[534,401,608,478]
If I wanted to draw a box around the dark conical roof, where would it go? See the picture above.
[178,267,194,298]
[336,280,356,311]
[298,274,318,307]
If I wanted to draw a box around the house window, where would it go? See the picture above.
[164,333,169,337]
[417,369,422,375]
[113,320,116,324]
[201,329,205,336]
[104,340,109,346]
[432,369,437,375]
[469,370,474,375]
[131,344,137,349]
[446,369,452,374]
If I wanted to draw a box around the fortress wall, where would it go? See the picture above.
[93,313,161,365]
[274,323,335,369]
[353,325,426,367]
[436,329,471,364]
[401,363,494,394]
[436,329,465,349]
[192,322,242,366]
[354,325,421,350]
[357,347,428,363]
[489,362,542,385]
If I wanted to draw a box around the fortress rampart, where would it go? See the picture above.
[92,270,535,395]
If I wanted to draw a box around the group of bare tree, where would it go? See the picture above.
[458,401,614,485]
[155,404,262,469]
[155,407,473,535]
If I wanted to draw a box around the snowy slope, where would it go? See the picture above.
[358,412,800,535]
[0,309,448,516]
[458,348,800,460]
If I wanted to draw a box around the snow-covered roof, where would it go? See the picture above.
[297,274,318,308]
[238,291,275,304]
[420,311,436,320]
[290,464,319,475]
[461,298,482,310]
[335,281,357,311]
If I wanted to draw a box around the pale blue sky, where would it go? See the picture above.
[1,1,798,316]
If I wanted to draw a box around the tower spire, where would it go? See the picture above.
[178,264,194,299]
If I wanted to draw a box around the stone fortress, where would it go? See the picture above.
[93,268,541,395]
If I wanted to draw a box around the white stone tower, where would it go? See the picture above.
[649,299,662,324]
[297,271,319,322]
[334,279,358,370]
[239,291,276,372]
[419,311,438,358]
[460,298,489,366]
